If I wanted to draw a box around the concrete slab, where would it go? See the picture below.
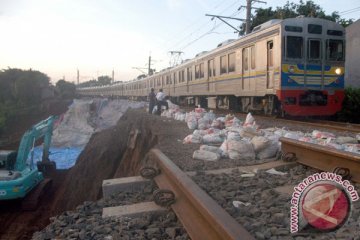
[102,176,150,199]
[102,201,167,218]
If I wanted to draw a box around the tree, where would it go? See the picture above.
[0,68,50,106]
[97,75,112,85]
[240,0,354,34]
[56,79,76,99]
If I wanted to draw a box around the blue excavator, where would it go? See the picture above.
[0,116,56,210]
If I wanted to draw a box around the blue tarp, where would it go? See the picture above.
[29,146,83,169]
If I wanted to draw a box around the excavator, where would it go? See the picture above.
[0,116,56,210]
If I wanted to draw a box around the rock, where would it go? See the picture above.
[166,227,177,239]
[255,232,265,240]
[145,227,161,238]
[272,213,285,225]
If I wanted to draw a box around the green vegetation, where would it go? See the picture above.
[0,68,76,134]
[337,87,360,123]
[241,0,354,34]
[77,75,112,88]
[56,79,76,99]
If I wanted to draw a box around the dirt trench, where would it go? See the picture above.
[0,109,159,239]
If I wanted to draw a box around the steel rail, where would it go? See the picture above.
[280,137,360,182]
[148,149,254,240]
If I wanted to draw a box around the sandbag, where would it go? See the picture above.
[200,145,220,154]
[227,140,255,160]
[256,140,279,159]
[336,136,358,144]
[193,150,220,161]
[183,134,202,144]
[251,136,271,153]
[202,133,224,144]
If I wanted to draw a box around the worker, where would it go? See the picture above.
[156,88,168,115]
[148,88,156,114]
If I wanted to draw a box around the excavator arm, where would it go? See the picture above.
[14,116,55,171]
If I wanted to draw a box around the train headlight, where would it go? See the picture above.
[288,66,295,74]
[335,68,342,75]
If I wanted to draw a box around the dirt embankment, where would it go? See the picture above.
[51,109,158,213]
[1,108,194,240]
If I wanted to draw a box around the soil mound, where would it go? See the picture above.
[51,109,158,213]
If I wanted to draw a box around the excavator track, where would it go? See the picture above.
[21,178,52,211]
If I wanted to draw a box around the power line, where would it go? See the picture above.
[339,7,360,16]
[166,0,241,51]
[178,9,241,51]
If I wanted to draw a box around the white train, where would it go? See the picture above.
[78,17,345,116]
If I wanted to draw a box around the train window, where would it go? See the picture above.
[308,39,321,60]
[208,59,215,77]
[200,63,204,78]
[173,72,177,84]
[285,26,303,32]
[228,52,235,72]
[242,48,249,71]
[195,65,200,79]
[286,36,303,59]
[187,67,192,81]
[327,30,343,36]
[327,40,344,61]
[308,24,322,34]
[220,55,227,74]
[251,46,256,69]
[166,75,169,85]
[180,70,185,82]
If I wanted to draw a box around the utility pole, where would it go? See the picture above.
[77,69,79,85]
[242,0,266,34]
[112,69,114,83]
[148,55,152,75]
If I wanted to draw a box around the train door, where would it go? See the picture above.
[242,48,250,91]
[186,67,191,93]
[266,41,274,89]
[207,59,214,91]
[307,38,323,88]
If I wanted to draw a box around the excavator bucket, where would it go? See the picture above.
[37,161,56,173]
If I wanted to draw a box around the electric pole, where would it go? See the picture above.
[112,69,115,83]
[77,69,79,85]
[242,0,267,34]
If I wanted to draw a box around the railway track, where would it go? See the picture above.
[143,143,360,239]
[144,149,254,240]
[280,137,360,182]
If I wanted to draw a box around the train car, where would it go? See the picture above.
[77,17,345,116]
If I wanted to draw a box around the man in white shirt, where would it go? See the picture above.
[155,89,168,115]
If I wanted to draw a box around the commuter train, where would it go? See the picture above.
[78,17,345,116]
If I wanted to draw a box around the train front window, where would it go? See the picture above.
[286,36,303,59]
[308,39,321,60]
[327,40,344,61]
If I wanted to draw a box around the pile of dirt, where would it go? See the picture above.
[51,109,158,213]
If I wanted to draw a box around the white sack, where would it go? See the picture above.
[193,150,220,161]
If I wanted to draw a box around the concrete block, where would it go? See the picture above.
[102,201,167,218]
[102,176,150,199]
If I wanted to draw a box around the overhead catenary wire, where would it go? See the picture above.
[339,6,360,16]
[161,0,231,47]
[166,0,242,51]
[178,9,242,51]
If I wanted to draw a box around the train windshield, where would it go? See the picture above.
[286,36,303,59]
[327,39,344,61]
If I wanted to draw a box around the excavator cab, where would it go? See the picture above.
[0,116,56,209]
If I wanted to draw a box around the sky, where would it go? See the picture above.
[0,0,359,84]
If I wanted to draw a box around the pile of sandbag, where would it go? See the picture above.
[160,104,360,161]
